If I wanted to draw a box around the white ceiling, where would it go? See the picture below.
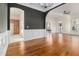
[18,3,62,12]
[46,3,79,24]
[49,3,79,16]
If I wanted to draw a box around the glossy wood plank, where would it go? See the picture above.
[6,33,79,56]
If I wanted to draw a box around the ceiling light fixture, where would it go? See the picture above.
[64,11,70,14]
[39,3,53,8]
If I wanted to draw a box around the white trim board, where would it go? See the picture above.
[8,29,46,43]
[0,31,9,56]
[24,29,46,41]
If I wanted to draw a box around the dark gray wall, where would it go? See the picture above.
[24,7,46,29]
[8,3,46,30]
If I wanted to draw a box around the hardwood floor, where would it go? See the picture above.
[6,33,79,56]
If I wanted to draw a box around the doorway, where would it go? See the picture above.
[9,7,24,42]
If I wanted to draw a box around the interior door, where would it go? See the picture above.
[13,20,20,34]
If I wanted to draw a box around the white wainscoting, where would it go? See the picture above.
[8,30,24,44]
[0,31,9,56]
[24,29,46,41]
[8,29,46,43]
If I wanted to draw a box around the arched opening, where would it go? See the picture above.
[10,7,24,42]
[46,12,63,33]
[46,10,71,34]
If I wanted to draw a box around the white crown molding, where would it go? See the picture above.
[18,3,62,12]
